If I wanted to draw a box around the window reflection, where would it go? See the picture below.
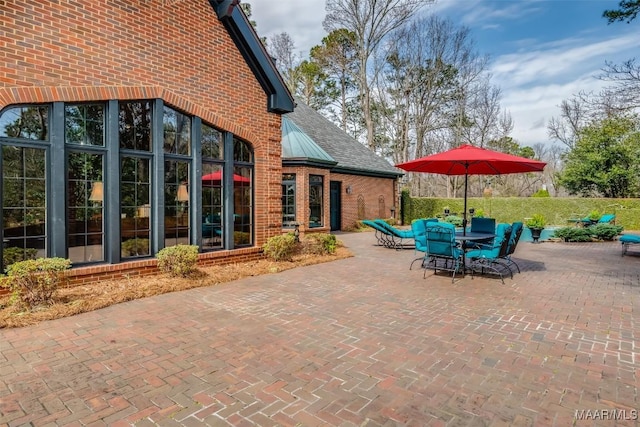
[120,156,151,258]
[164,160,190,248]
[67,152,104,263]
[0,105,49,141]
[2,146,47,269]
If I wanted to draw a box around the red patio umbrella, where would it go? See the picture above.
[396,144,546,233]
[201,170,250,185]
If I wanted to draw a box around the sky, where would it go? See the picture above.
[249,0,639,147]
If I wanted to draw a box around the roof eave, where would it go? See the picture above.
[210,1,294,114]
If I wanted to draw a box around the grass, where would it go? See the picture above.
[0,239,353,329]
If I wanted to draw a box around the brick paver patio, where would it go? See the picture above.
[1,231,639,426]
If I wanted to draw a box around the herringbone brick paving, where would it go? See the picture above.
[1,231,639,426]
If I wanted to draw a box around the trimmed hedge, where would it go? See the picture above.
[401,194,640,230]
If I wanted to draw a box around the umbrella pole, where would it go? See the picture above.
[463,172,468,235]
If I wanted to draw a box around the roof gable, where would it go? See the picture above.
[210,1,294,114]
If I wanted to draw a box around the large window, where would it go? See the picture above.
[120,156,151,258]
[164,160,190,247]
[67,152,104,263]
[233,137,253,247]
[282,174,296,227]
[309,175,323,228]
[0,99,256,268]
[2,146,47,267]
[201,124,224,251]
[1,105,49,270]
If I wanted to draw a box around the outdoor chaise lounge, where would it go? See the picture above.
[620,234,640,256]
[373,219,415,250]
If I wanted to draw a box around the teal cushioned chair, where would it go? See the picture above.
[466,223,512,284]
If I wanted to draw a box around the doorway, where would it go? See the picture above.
[329,181,342,231]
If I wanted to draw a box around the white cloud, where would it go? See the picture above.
[250,1,328,56]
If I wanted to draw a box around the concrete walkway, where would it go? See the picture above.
[1,231,639,426]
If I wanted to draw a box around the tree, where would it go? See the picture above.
[293,59,338,111]
[310,29,358,132]
[603,0,640,23]
[559,115,640,197]
[265,32,300,92]
[323,0,434,150]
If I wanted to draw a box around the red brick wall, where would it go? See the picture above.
[281,167,397,233]
[0,0,283,282]
[333,173,398,229]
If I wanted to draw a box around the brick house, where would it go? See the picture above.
[281,101,402,233]
[0,1,294,283]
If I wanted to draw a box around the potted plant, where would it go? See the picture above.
[588,209,601,226]
[525,214,546,243]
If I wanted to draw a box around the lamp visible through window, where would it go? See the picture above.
[89,181,103,203]
[177,184,189,202]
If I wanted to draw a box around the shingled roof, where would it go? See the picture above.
[284,101,402,178]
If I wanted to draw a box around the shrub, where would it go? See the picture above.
[3,247,38,270]
[525,214,546,229]
[263,233,298,261]
[589,224,624,241]
[443,215,463,227]
[156,245,199,277]
[4,257,71,309]
[305,233,337,255]
[531,189,550,197]
[552,227,593,242]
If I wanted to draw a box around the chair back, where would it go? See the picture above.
[425,222,460,259]
[411,219,428,253]
[598,214,615,224]
[478,223,510,259]
[470,217,496,234]
[505,222,523,256]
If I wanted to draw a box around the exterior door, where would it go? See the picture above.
[329,181,342,231]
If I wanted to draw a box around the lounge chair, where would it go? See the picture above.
[362,219,395,248]
[466,223,512,284]
[373,219,414,250]
[620,234,640,256]
[581,213,616,227]
[421,222,465,282]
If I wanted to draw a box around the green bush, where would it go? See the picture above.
[443,215,463,227]
[3,247,38,270]
[263,233,298,261]
[306,233,337,255]
[531,189,550,197]
[156,245,199,277]
[552,227,593,242]
[589,224,624,241]
[525,214,546,229]
[4,257,71,309]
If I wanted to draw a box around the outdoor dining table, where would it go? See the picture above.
[455,231,496,274]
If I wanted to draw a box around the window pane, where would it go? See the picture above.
[309,175,323,228]
[121,156,151,258]
[233,166,252,247]
[201,123,223,160]
[202,163,223,250]
[2,146,47,269]
[163,106,191,155]
[0,105,49,141]
[65,104,105,146]
[233,137,253,163]
[67,152,104,263]
[164,159,190,248]
[119,101,152,151]
[281,174,296,227]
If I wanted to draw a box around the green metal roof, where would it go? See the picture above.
[281,116,337,167]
